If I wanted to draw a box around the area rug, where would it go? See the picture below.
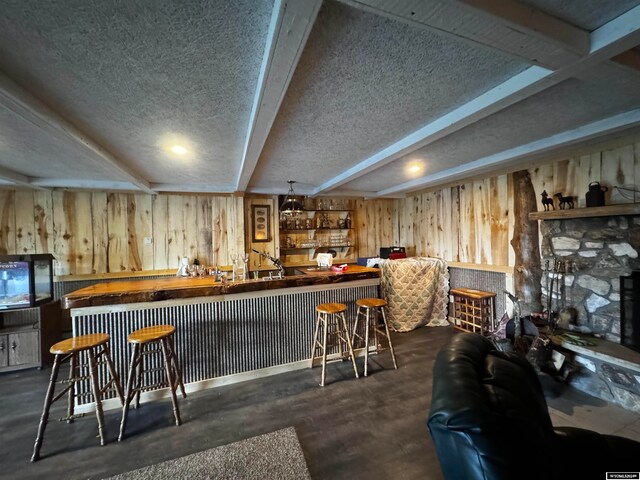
[104,427,311,480]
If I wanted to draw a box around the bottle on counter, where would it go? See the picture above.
[345,212,352,228]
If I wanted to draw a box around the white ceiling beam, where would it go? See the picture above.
[0,72,155,195]
[150,183,235,194]
[313,66,554,194]
[454,0,589,56]
[0,165,48,190]
[377,109,640,196]
[338,0,581,69]
[314,5,640,195]
[235,0,322,192]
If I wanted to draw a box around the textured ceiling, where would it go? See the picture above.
[343,66,640,192]
[0,0,639,197]
[248,0,528,192]
[0,0,273,186]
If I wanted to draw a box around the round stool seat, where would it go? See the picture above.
[356,298,387,309]
[316,303,347,315]
[50,333,110,355]
[127,325,176,344]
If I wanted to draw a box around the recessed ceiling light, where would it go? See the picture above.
[406,161,424,176]
[171,145,188,155]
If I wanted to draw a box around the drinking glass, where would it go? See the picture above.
[241,253,249,280]
[187,264,197,277]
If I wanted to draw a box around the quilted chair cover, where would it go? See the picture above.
[379,257,449,332]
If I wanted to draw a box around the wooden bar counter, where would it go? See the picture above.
[64,266,380,411]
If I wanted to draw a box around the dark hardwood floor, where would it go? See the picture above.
[1,326,638,479]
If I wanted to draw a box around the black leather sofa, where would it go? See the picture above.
[428,333,640,479]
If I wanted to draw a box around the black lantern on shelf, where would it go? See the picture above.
[279,180,304,215]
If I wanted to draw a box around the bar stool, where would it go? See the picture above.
[309,303,359,386]
[352,298,398,377]
[119,325,186,441]
[31,333,124,462]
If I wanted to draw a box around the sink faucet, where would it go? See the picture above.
[251,249,285,278]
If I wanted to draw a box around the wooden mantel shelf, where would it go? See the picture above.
[528,203,640,221]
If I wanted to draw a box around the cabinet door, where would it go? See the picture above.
[0,334,8,368]
[8,331,40,366]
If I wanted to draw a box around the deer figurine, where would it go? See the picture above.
[540,190,554,211]
[554,192,574,209]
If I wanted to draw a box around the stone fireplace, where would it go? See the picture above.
[540,215,640,341]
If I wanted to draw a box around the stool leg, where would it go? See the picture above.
[160,338,182,426]
[340,312,359,379]
[134,344,144,409]
[103,342,125,405]
[364,307,371,377]
[380,307,398,370]
[31,354,62,462]
[119,343,140,442]
[334,314,344,360]
[309,313,321,369]
[168,335,186,398]
[320,313,329,387]
[352,306,360,347]
[67,352,77,423]
[87,347,107,446]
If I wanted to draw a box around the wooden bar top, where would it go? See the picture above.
[62,266,380,309]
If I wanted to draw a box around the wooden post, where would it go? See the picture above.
[510,170,542,315]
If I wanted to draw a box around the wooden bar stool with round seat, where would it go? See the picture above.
[31,333,124,462]
[352,298,398,377]
[309,303,359,387]
[119,324,186,441]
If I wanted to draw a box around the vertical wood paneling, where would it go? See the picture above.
[212,196,229,265]
[14,190,35,254]
[439,189,451,261]
[74,191,93,274]
[52,191,70,275]
[529,163,554,203]
[602,144,635,204]
[167,195,185,268]
[231,196,246,256]
[476,179,492,264]
[127,194,153,271]
[152,195,169,270]
[107,193,127,272]
[197,196,213,265]
[183,195,198,261]
[459,183,475,263]
[450,186,460,262]
[91,192,108,274]
[0,190,16,255]
[355,198,368,258]
[577,153,601,207]
[33,191,53,254]
[490,175,509,266]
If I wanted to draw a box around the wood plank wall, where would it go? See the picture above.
[0,191,244,276]
[396,136,640,268]
[1,137,638,276]
[396,175,513,265]
[354,198,399,258]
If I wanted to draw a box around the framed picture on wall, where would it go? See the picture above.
[251,205,271,242]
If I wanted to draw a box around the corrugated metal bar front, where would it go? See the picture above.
[73,283,378,405]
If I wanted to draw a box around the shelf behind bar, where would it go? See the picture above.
[528,203,640,220]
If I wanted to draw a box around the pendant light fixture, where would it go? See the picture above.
[280,180,304,214]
